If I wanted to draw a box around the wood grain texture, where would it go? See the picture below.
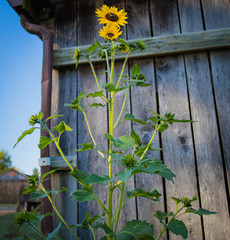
[50,2,78,239]
[77,1,106,239]
[151,1,202,239]
[53,27,230,67]
[201,0,230,238]
[126,0,165,238]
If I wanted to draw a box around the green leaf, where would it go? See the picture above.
[149,117,160,124]
[95,223,114,235]
[114,86,129,93]
[14,127,36,148]
[132,159,176,182]
[70,169,91,190]
[84,174,112,185]
[32,190,48,199]
[85,91,104,98]
[154,210,173,222]
[116,220,154,240]
[46,114,64,121]
[71,189,98,202]
[109,153,123,161]
[185,208,217,216]
[41,169,57,181]
[170,119,195,123]
[124,113,148,125]
[37,111,44,120]
[104,133,116,144]
[135,144,162,157]
[47,222,62,240]
[126,188,161,201]
[115,135,135,150]
[38,137,53,150]
[94,38,103,49]
[116,169,133,182]
[52,121,72,134]
[88,44,97,54]
[148,109,161,118]
[137,83,152,87]
[131,64,140,77]
[88,103,106,110]
[166,219,188,239]
[131,130,141,146]
[51,187,67,197]
[22,186,38,195]
[74,142,94,152]
[158,123,168,132]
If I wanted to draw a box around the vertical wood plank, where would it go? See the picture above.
[200,0,230,238]
[77,0,105,239]
[150,1,202,239]
[126,0,165,238]
[51,2,78,239]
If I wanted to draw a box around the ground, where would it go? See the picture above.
[0,203,41,240]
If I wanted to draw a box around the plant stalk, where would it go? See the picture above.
[28,222,47,240]
[114,182,125,233]
[138,125,161,162]
[83,112,106,160]
[40,184,80,240]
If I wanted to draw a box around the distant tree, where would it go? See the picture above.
[0,149,12,174]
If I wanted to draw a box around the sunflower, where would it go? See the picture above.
[99,24,122,41]
[96,4,128,27]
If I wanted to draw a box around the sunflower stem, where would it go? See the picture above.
[108,41,115,238]
[115,50,132,88]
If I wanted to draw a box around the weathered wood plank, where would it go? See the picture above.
[53,27,230,68]
[178,1,230,239]
[150,1,202,239]
[50,2,78,240]
[77,1,106,239]
[126,0,165,238]
[200,0,230,239]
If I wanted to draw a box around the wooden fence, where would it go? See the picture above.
[38,0,230,239]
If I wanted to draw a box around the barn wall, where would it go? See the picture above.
[0,180,27,203]
[48,0,230,239]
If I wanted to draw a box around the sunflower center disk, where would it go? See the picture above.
[106,13,119,22]
[107,33,115,38]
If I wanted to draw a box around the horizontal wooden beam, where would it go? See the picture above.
[53,28,230,68]
[39,155,77,169]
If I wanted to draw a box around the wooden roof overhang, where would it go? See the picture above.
[7,0,74,23]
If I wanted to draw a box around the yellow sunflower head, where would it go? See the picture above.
[99,24,122,41]
[96,4,128,27]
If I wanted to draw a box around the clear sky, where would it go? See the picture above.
[0,1,42,175]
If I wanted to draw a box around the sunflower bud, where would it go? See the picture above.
[104,82,115,92]
[97,48,111,59]
[29,114,39,126]
[133,72,146,86]
[122,155,136,169]
[74,48,81,61]
[117,39,129,53]
[136,40,146,51]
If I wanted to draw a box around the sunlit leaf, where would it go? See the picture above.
[38,137,53,149]
[52,121,72,134]
[14,127,36,148]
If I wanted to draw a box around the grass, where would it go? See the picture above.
[0,211,42,240]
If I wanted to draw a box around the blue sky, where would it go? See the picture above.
[0,1,42,175]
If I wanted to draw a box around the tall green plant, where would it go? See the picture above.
[14,4,216,240]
